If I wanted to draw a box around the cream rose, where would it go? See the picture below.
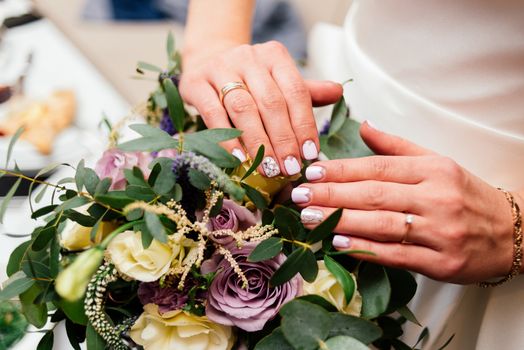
[107,231,195,282]
[130,304,234,350]
[303,261,362,316]
[61,219,118,251]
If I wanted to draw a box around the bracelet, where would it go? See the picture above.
[478,188,522,288]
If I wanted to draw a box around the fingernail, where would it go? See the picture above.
[262,157,281,177]
[365,120,379,131]
[232,148,246,163]
[305,165,325,181]
[301,208,324,224]
[284,156,301,176]
[333,235,351,249]
[302,140,319,160]
[291,187,311,204]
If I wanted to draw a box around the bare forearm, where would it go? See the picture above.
[183,0,255,61]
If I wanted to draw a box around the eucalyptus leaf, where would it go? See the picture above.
[144,211,167,243]
[94,178,112,196]
[95,192,134,209]
[242,183,267,210]
[83,168,100,195]
[31,205,58,219]
[58,298,88,325]
[0,177,21,224]
[20,284,48,328]
[149,157,175,195]
[397,305,421,326]
[320,118,373,160]
[0,271,35,301]
[6,240,31,276]
[136,61,163,73]
[32,226,56,251]
[188,168,211,190]
[86,322,106,350]
[358,263,391,319]
[270,247,317,286]
[296,295,337,312]
[65,319,82,350]
[248,237,283,262]
[307,208,343,244]
[280,300,331,350]
[324,336,369,350]
[36,330,54,350]
[5,126,24,168]
[328,96,349,137]
[185,128,242,144]
[324,255,355,306]
[184,137,240,168]
[242,144,265,180]
[166,32,175,59]
[34,184,49,204]
[385,268,417,314]
[75,159,85,191]
[54,196,90,213]
[125,185,156,201]
[254,328,294,350]
[163,78,185,132]
[328,313,382,344]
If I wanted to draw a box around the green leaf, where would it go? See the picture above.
[55,196,90,213]
[188,168,211,190]
[273,206,302,241]
[6,240,31,276]
[31,205,58,219]
[241,144,265,180]
[320,118,373,160]
[413,327,429,348]
[65,319,82,350]
[397,305,421,326]
[118,124,178,152]
[125,185,156,201]
[327,313,382,344]
[358,263,391,318]
[307,208,343,243]
[20,284,48,328]
[149,158,175,195]
[324,255,355,306]
[37,330,54,350]
[34,184,49,203]
[328,96,349,137]
[385,268,417,314]
[144,211,167,243]
[140,225,154,249]
[124,167,148,187]
[83,168,100,195]
[296,295,337,312]
[58,298,88,325]
[270,247,317,286]
[0,177,21,224]
[209,195,224,217]
[163,78,185,132]
[136,61,163,73]
[95,192,134,209]
[324,336,369,350]
[185,128,242,144]
[49,237,60,278]
[64,210,97,227]
[86,322,106,350]
[248,237,283,262]
[75,159,85,191]
[184,137,240,168]
[166,32,175,59]
[95,177,112,196]
[280,300,331,350]
[0,271,35,301]
[242,183,268,210]
[254,328,294,350]
[32,226,56,251]
[5,126,25,168]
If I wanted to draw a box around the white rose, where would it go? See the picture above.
[303,261,362,316]
[61,220,118,251]
[107,231,194,282]
[130,304,234,350]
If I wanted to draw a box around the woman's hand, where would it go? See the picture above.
[179,41,343,177]
[292,121,521,284]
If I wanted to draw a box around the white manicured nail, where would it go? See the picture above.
[365,120,379,131]
[301,208,324,224]
[305,166,325,181]
[232,148,246,162]
[333,235,351,249]
[262,157,280,177]
[302,140,318,160]
[291,187,311,204]
[284,156,301,176]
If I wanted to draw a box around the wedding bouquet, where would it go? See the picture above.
[0,35,427,350]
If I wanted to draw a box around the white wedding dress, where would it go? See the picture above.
[309,0,524,348]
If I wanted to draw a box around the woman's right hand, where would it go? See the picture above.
[179,40,343,177]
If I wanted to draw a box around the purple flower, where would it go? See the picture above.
[159,110,176,136]
[138,282,188,314]
[95,148,153,190]
[204,243,302,332]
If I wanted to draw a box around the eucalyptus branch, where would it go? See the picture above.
[0,169,67,191]
[282,238,311,250]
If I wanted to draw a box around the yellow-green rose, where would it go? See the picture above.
[230,160,300,205]
[130,304,234,350]
[61,219,118,251]
[107,231,196,282]
[303,261,362,316]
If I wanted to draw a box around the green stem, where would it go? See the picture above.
[0,169,66,191]
[281,238,311,250]
[99,220,144,249]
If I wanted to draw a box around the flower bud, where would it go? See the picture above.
[55,247,104,302]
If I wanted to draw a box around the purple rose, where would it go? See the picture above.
[197,199,259,245]
[95,148,153,190]
[204,243,302,332]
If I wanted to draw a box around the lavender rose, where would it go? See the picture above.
[95,148,153,190]
[204,243,302,332]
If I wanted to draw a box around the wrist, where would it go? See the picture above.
[182,40,243,71]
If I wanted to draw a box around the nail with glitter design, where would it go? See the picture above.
[284,156,301,176]
[333,235,351,249]
[301,208,324,224]
[302,140,318,160]
[305,166,325,181]
[232,148,246,163]
[262,157,280,177]
[291,187,311,204]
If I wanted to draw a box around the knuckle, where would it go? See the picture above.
[261,92,286,110]
[440,257,466,281]
[228,93,257,114]
[369,156,390,179]
[287,81,309,100]
[439,156,465,182]
[271,133,298,147]
[325,184,336,204]
[199,102,223,119]
[265,40,286,53]
[364,182,385,208]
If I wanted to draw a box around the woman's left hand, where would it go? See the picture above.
[292,121,517,284]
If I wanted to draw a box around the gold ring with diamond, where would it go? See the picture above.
[402,213,414,243]
[219,81,249,105]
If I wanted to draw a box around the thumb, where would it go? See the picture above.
[360,120,434,156]
[305,80,344,107]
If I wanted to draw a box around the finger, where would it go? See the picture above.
[291,181,422,213]
[305,80,344,107]
[300,206,436,248]
[304,156,426,184]
[360,121,435,156]
[209,73,281,177]
[331,235,440,275]
[270,63,320,161]
[242,66,303,175]
[181,82,247,162]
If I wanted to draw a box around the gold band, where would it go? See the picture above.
[478,188,523,287]
[219,81,249,104]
